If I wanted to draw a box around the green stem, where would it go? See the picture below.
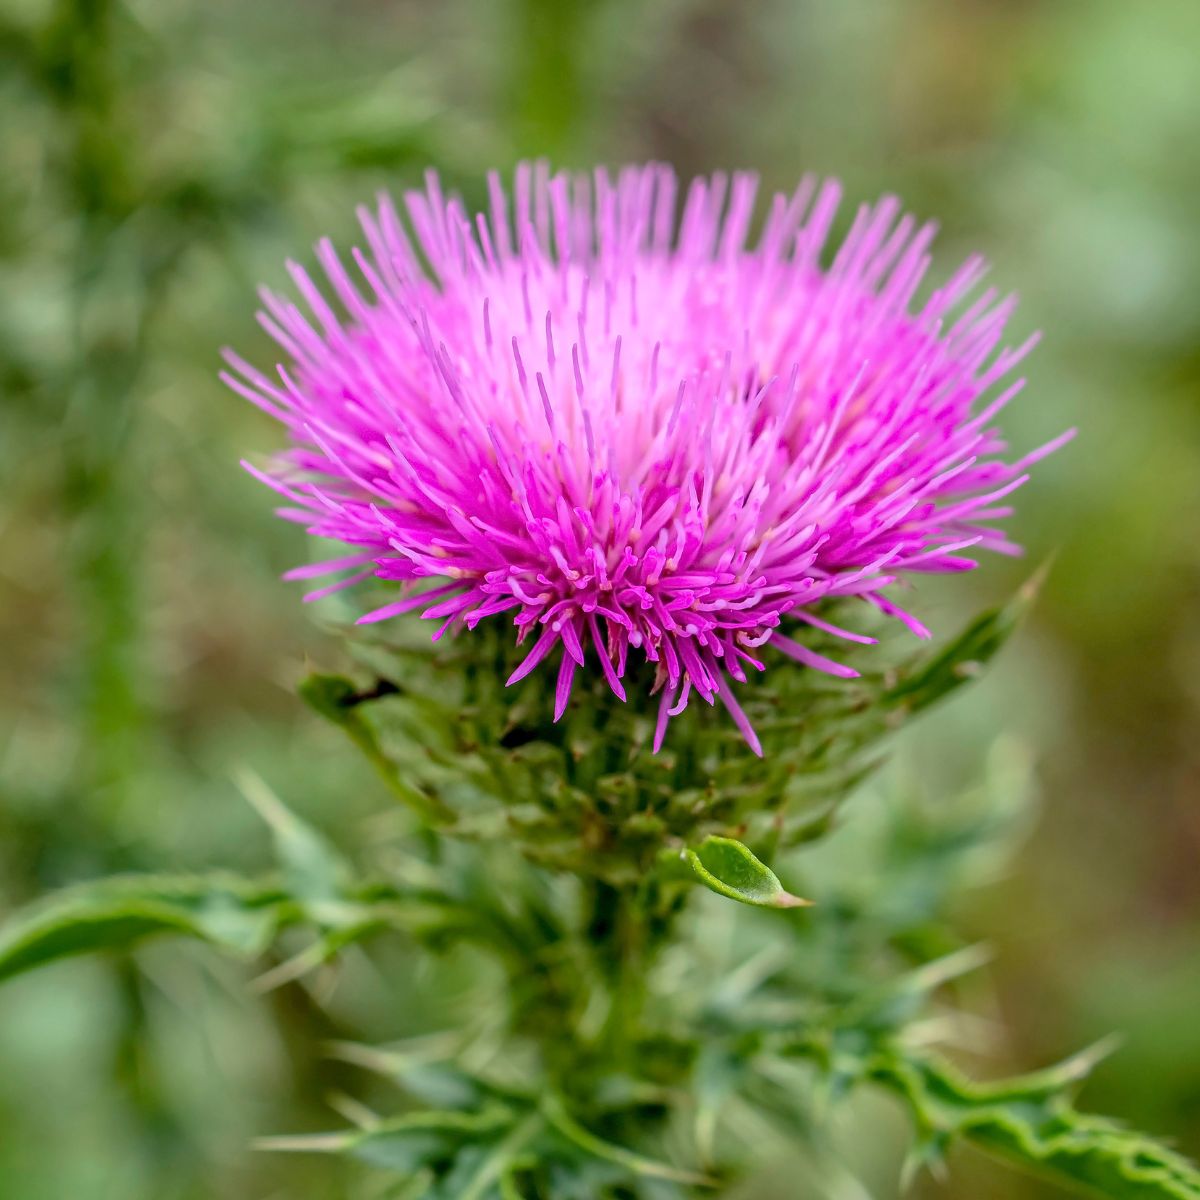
[585,878,642,1057]
[52,0,147,815]
[507,0,591,161]
[460,1112,544,1200]
[582,876,684,1071]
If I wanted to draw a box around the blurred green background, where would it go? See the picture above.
[1,0,1198,1196]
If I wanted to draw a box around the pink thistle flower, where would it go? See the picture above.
[226,163,1071,755]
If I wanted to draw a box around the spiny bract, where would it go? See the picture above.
[226,163,1069,754]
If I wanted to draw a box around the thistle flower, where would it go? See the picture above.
[226,163,1070,754]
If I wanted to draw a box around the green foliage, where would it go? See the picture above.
[235,767,351,902]
[258,1094,716,1196]
[5,731,1197,1200]
[765,950,1200,1200]
[0,781,467,989]
[659,836,810,910]
[0,874,291,981]
[297,675,455,826]
[876,1050,1200,1200]
[885,565,1049,714]
[677,747,1200,1200]
[0,866,479,991]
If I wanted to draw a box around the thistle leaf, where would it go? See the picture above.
[876,1048,1200,1200]
[0,874,292,982]
[256,1107,516,1172]
[660,836,812,909]
[235,767,349,902]
[885,564,1046,717]
[540,1093,716,1187]
[325,1038,519,1109]
[299,672,453,825]
[444,1113,544,1200]
[843,944,994,1032]
[785,1024,1200,1200]
[0,873,465,988]
[498,1166,533,1200]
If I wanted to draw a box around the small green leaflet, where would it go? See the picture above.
[660,836,811,909]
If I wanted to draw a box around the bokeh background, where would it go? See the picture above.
[2,0,1198,1196]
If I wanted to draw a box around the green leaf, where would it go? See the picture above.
[256,1107,517,1172]
[325,1037,535,1113]
[784,1021,1200,1200]
[235,767,349,902]
[886,564,1046,716]
[0,872,467,990]
[875,1048,1200,1200]
[841,944,994,1032]
[382,1170,437,1200]
[660,836,811,909]
[541,1093,716,1188]
[299,673,454,825]
[0,874,291,983]
[444,1113,544,1200]
[498,1166,533,1200]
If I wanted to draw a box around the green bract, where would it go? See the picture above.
[302,584,1040,882]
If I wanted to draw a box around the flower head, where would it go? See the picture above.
[227,163,1070,754]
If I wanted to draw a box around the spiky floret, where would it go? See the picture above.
[226,163,1069,754]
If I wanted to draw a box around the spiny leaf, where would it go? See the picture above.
[235,767,349,902]
[256,1107,517,1173]
[0,874,467,989]
[977,1035,1124,1101]
[784,1025,1200,1200]
[250,918,384,993]
[885,564,1046,716]
[0,874,291,983]
[299,672,454,825]
[326,1038,521,1109]
[875,1048,1200,1200]
[382,1169,437,1200]
[900,1129,951,1189]
[541,1093,717,1188]
[660,836,811,909]
[498,1165,534,1200]
[842,944,994,1032]
[449,1113,544,1200]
